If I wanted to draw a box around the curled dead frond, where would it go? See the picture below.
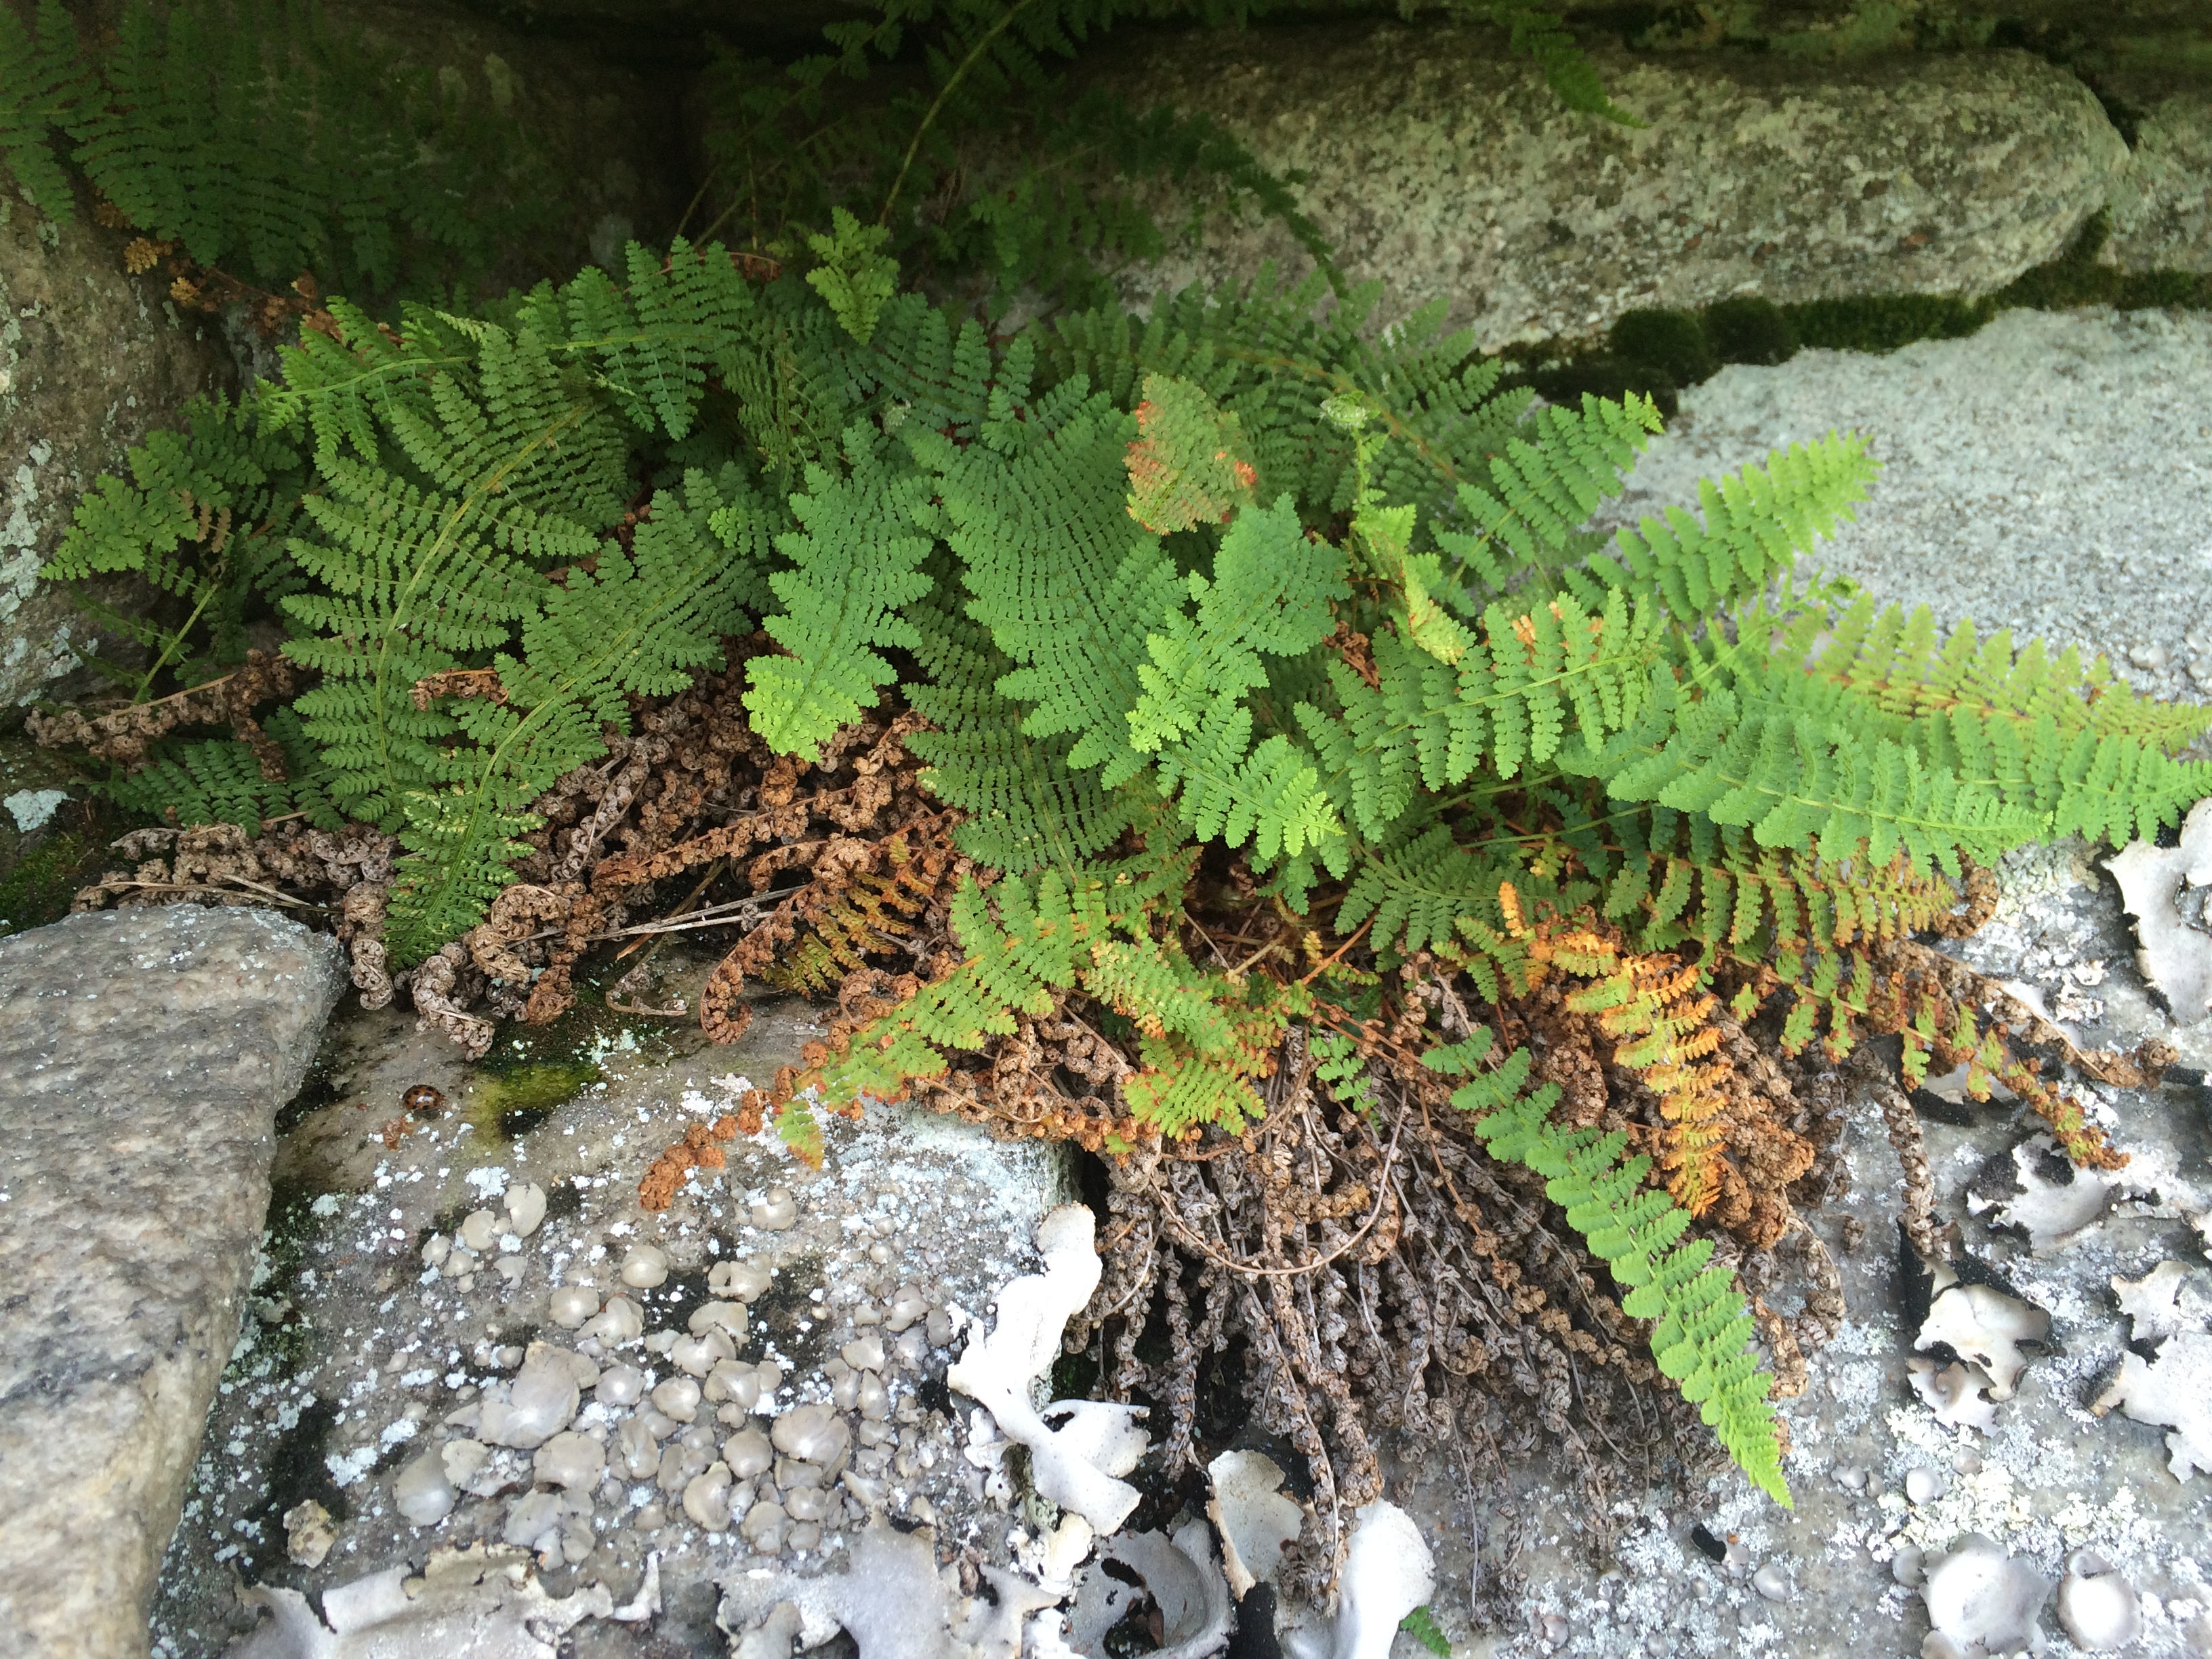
[30,649,298,776]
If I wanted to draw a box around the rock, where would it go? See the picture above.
[2107,92,2212,272]
[1905,1466,1948,1504]
[1086,26,2124,348]
[282,1500,335,1569]
[771,1404,851,1467]
[457,1208,499,1252]
[549,1284,599,1328]
[752,1185,798,1230]
[1752,1563,1793,1602]
[722,1427,774,1478]
[505,1181,548,1237]
[0,905,341,1658]
[684,1465,735,1532]
[534,1431,607,1492]
[479,1349,581,1449]
[0,184,234,712]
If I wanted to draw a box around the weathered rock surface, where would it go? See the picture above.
[1096,28,2126,346]
[0,182,235,712]
[0,905,345,1659]
[2108,92,2212,272]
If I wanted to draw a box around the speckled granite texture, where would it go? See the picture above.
[0,905,344,1659]
[1094,28,2127,347]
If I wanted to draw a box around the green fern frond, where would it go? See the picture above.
[1435,392,1662,588]
[1426,1030,1789,1506]
[1563,435,1879,623]
[744,426,937,762]
[0,0,89,216]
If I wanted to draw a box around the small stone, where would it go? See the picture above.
[642,1330,678,1355]
[1951,1447,1982,1475]
[2129,643,2171,670]
[638,1407,680,1441]
[2058,1553,2142,1651]
[709,1259,773,1302]
[841,1334,886,1372]
[723,1427,774,1478]
[672,1330,736,1377]
[741,1500,790,1552]
[581,1294,644,1345]
[561,1516,596,1565]
[652,1376,703,1422]
[753,1361,783,1397]
[621,1244,670,1288]
[421,1234,451,1269]
[1905,1466,1947,1504]
[534,1431,606,1491]
[598,1363,647,1407]
[1835,1465,1867,1492]
[771,1404,851,1466]
[549,1286,600,1328]
[657,1440,712,1495]
[506,1182,548,1236]
[394,1449,456,1525]
[459,1209,500,1253]
[283,1500,335,1568]
[894,1326,928,1370]
[1751,1563,1790,1602]
[616,1417,659,1479]
[684,1465,735,1532]
[830,1367,859,1412]
[495,1254,528,1285]
[924,1309,954,1349]
[635,1503,667,1532]
[2191,656,2212,686]
[787,1521,821,1553]
[884,1286,928,1333]
[1893,1546,1927,1588]
[689,1300,750,1343]
[751,1187,798,1231]
[866,1242,894,1265]
[441,1439,489,1484]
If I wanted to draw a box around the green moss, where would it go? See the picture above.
[1610,308,1719,386]
[462,1059,603,1140]
[1782,291,1992,351]
[0,823,102,938]
[1700,295,1800,366]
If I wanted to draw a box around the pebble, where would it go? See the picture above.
[771,1404,851,1466]
[924,1309,954,1349]
[394,1448,456,1525]
[684,1465,735,1531]
[506,1182,548,1236]
[458,1209,500,1253]
[620,1244,670,1288]
[841,1334,886,1372]
[1835,1465,1867,1492]
[422,1234,451,1269]
[505,1490,566,1549]
[533,1431,607,1491]
[549,1286,600,1328]
[283,1499,335,1568]
[723,1427,774,1478]
[1750,1562,1790,1602]
[709,1258,773,1301]
[495,1254,528,1285]
[1893,1546,1927,1588]
[785,1485,834,1523]
[752,1187,799,1231]
[857,1372,890,1420]
[894,1326,928,1369]
[1906,1466,1948,1504]
[652,1376,703,1422]
[689,1300,750,1343]
[1951,1447,1982,1475]
[2058,1553,2142,1651]
[2129,643,2171,670]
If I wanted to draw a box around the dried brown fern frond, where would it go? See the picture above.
[30,648,298,776]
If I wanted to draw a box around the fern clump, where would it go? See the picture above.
[26,3,2210,1541]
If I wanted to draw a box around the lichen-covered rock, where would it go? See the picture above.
[1094,28,2125,347]
[0,905,345,1659]
[2108,92,2212,272]
[0,182,235,712]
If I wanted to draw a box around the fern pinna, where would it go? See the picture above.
[39,239,2212,1511]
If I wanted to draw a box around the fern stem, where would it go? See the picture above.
[878,0,1042,229]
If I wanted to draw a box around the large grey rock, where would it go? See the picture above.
[2108,92,2212,272]
[0,905,345,1659]
[1097,28,2126,346]
[0,180,235,712]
